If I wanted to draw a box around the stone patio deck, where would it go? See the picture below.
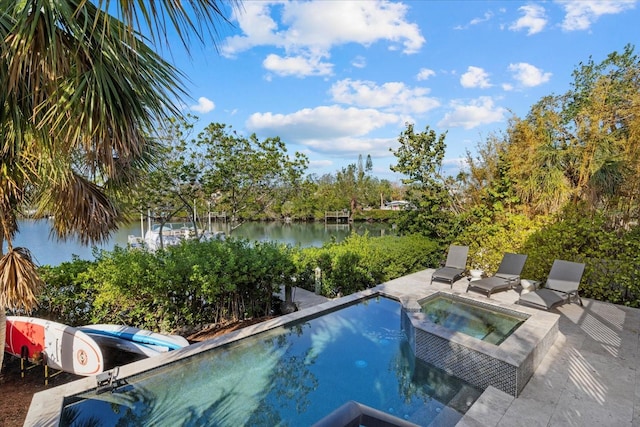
[366,269,640,426]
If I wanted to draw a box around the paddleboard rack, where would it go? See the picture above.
[18,346,62,385]
[41,352,64,385]
[19,345,39,378]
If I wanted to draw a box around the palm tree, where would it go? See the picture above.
[0,0,238,372]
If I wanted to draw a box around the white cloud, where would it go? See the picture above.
[454,11,493,30]
[309,159,334,169]
[222,1,425,77]
[351,56,367,68]
[221,3,279,58]
[246,105,400,141]
[248,105,399,157]
[263,54,333,77]
[508,62,552,87]
[509,4,547,35]
[460,66,492,89]
[301,136,396,156]
[416,68,436,81]
[329,79,440,114]
[190,97,215,114]
[443,157,467,170]
[559,0,636,31]
[438,96,507,129]
[470,11,494,26]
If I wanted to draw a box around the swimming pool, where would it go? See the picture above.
[60,297,482,426]
[420,294,526,345]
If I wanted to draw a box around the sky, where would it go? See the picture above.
[168,0,640,181]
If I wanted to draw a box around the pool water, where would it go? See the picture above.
[420,295,526,345]
[61,297,481,426]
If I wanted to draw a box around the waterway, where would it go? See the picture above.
[5,219,394,266]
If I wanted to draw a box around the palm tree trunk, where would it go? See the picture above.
[0,310,6,375]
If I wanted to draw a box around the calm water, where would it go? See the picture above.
[62,297,481,426]
[420,295,526,345]
[6,219,393,266]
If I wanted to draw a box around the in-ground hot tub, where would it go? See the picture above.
[420,293,527,345]
[401,292,559,397]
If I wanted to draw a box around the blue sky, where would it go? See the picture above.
[170,0,639,181]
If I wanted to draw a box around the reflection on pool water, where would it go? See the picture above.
[420,294,527,345]
[61,297,481,426]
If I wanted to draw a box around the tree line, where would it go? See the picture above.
[123,117,405,234]
[394,44,640,306]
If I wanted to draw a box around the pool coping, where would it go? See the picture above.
[24,286,558,426]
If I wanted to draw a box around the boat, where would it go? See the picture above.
[201,230,226,241]
[5,316,104,376]
[78,324,189,351]
[141,223,226,251]
[143,223,183,251]
[127,235,144,249]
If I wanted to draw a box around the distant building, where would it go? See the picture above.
[383,200,411,211]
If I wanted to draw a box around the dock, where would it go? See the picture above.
[209,211,227,222]
[324,210,351,223]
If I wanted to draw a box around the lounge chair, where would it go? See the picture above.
[466,253,528,298]
[430,245,469,287]
[517,260,585,310]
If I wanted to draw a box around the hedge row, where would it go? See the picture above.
[35,233,438,332]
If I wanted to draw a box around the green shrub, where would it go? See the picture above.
[83,246,170,329]
[36,257,95,325]
[521,206,640,306]
[292,233,438,297]
[34,232,440,331]
[457,212,544,274]
[58,239,296,332]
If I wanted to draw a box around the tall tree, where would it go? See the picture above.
[390,123,458,242]
[564,44,640,220]
[130,116,206,249]
[0,0,237,371]
[462,133,510,209]
[505,107,573,215]
[337,164,359,213]
[196,123,308,228]
[502,45,640,223]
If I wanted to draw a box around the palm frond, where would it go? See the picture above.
[94,0,239,52]
[0,247,43,312]
[43,171,121,244]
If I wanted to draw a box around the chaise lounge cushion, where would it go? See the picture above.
[517,288,566,308]
[432,266,465,283]
[466,276,513,296]
[430,245,469,287]
[517,260,585,310]
[466,253,528,297]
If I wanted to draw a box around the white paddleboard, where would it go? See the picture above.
[78,324,189,351]
[83,331,165,358]
[5,316,104,376]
